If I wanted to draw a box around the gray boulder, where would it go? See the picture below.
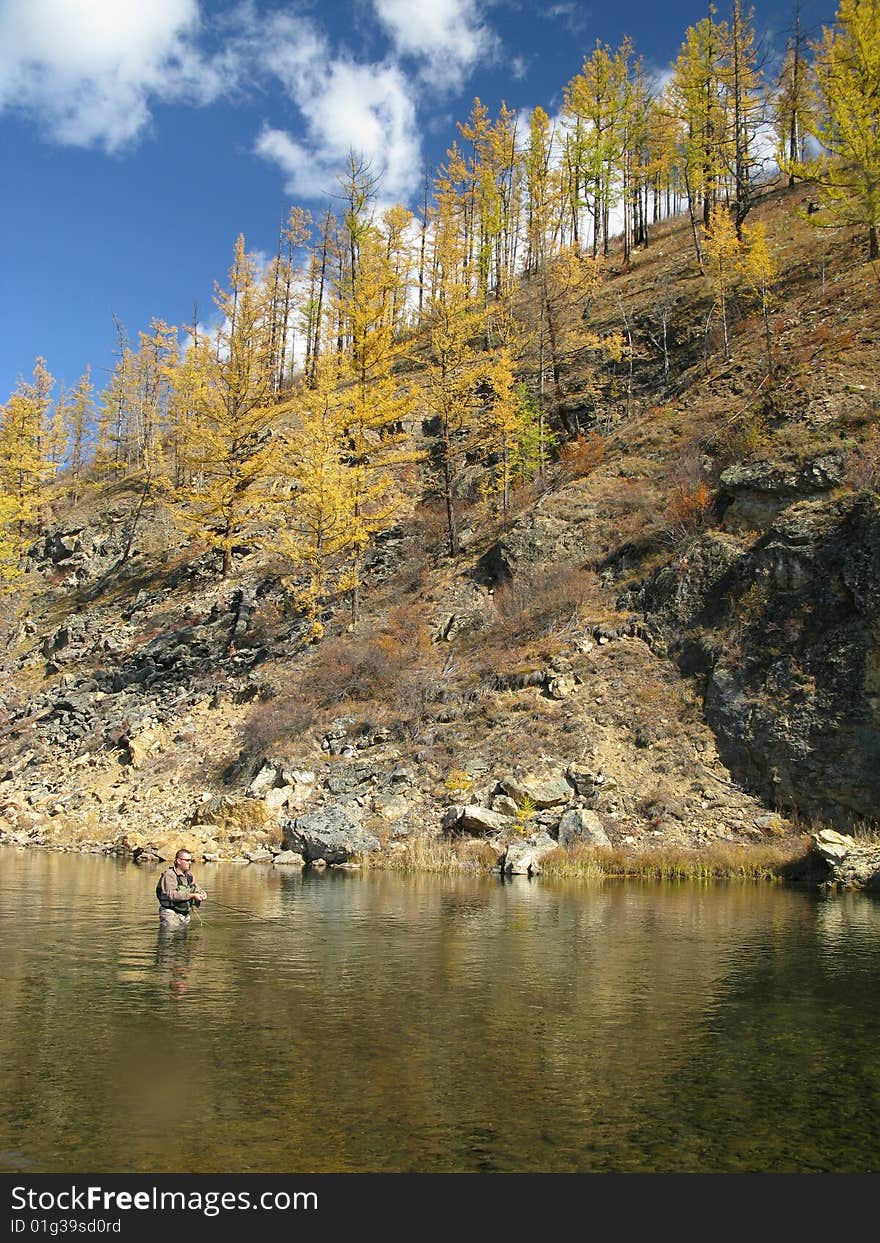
[498,769,573,809]
[247,762,280,796]
[557,808,611,849]
[501,832,558,876]
[811,829,880,890]
[443,804,513,835]
[325,761,378,796]
[273,850,306,867]
[282,806,380,863]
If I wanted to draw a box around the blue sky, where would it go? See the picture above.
[0,0,831,404]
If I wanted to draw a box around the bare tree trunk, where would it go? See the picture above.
[309,207,332,387]
[684,166,704,270]
[442,432,459,557]
[418,163,430,321]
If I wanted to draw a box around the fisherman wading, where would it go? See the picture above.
[157,849,207,931]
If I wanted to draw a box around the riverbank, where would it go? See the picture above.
[5,818,877,890]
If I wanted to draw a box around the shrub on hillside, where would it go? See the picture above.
[662,447,716,547]
[554,432,606,482]
[843,428,880,493]
[237,682,320,755]
[490,562,601,643]
[312,604,435,705]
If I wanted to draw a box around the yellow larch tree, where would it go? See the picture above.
[277,360,369,639]
[523,106,556,277]
[164,235,283,577]
[702,202,743,359]
[266,205,312,393]
[528,244,606,436]
[131,319,178,470]
[647,87,685,221]
[563,40,631,259]
[486,102,522,311]
[93,338,133,480]
[620,52,656,259]
[454,98,492,295]
[423,196,491,555]
[0,358,55,543]
[51,367,94,507]
[164,315,206,490]
[335,214,418,619]
[381,203,416,334]
[802,0,880,260]
[725,0,765,238]
[775,4,812,187]
[479,347,535,515]
[0,487,22,586]
[92,320,176,481]
[739,220,778,376]
[667,13,733,265]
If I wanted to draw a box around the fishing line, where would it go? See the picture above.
[207,896,282,924]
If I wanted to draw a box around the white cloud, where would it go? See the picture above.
[0,0,228,150]
[252,15,422,203]
[372,0,496,90]
[254,127,319,196]
[0,0,491,207]
[541,3,590,36]
[244,10,326,99]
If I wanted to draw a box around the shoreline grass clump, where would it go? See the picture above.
[538,838,813,882]
[361,835,500,875]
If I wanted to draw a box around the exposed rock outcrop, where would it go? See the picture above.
[192,795,276,834]
[498,768,574,809]
[808,829,880,891]
[717,455,844,533]
[443,804,513,834]
[634,493,880,827]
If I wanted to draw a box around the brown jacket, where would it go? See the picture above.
[156,866,202,915]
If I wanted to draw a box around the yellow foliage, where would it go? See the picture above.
[0,357,55,545]
[739,221,776,294]
[801,0,880,258]
[0,487,22,586]
[162,236,284,576]
[444,768,473,799]
[702,203,742,357]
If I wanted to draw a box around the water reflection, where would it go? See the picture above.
[1,848,879,1172]
[814,891,880,961]
[155,929,203,999]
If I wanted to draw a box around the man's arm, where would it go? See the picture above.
[189,874,207,902]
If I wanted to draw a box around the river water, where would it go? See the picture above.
[1,846,879,1173]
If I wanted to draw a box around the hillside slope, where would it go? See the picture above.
[1,180,878,870]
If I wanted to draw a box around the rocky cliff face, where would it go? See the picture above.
[634,482,880,827]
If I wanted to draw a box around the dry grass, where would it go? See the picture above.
[490,561,599,639]
[234,678,321,756]
[539,837,812,881]
[359,832,812,883]
[361,835,500,874]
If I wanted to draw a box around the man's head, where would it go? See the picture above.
[175,849,194,872]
